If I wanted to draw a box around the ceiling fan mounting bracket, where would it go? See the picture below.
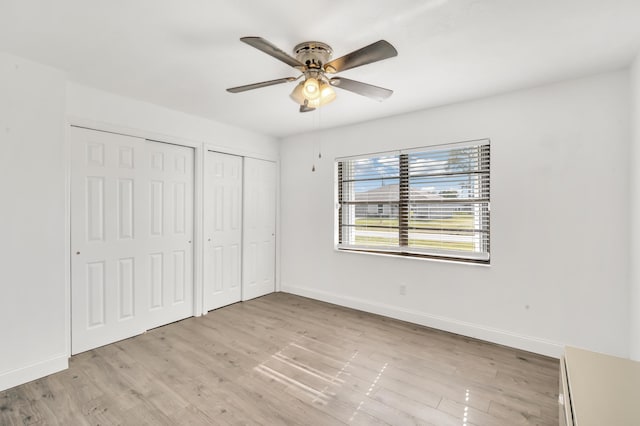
[293,41,333,69]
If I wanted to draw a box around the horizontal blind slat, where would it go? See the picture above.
[338,140,490,262]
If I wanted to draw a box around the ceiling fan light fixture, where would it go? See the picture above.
[302,77,320,100]
[317,80,336,106]
[290,80,336,108]
[290,82,306,104]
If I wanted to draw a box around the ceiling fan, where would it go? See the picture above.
[226,37,398,112]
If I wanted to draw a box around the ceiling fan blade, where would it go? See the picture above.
[330,77,393,101]
[324,40,397,73]
[299,104,315,113]
[240,37,305,69]
[226,77,297,93]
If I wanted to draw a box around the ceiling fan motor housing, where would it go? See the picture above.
[293,41,333,69]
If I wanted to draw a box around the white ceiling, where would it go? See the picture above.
[2,0,640,138]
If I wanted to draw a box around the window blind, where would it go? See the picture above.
[337,140,490,263]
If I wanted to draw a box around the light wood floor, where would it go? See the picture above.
[0,293,559,425]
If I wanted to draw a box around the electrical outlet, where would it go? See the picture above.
[399,284,407,295]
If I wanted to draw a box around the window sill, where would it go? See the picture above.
[334,247,491,266]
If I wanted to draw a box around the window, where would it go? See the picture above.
[336,140,490,263]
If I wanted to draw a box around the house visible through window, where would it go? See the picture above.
[336,140,490,263]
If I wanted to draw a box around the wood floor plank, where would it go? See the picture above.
[438,397,503,426]
[0,293,559,425]
[371,387,461,426]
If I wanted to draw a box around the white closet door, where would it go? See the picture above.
[71,128,147,353]
[144,141,195,330]
[204,151,243,311]
[242,158,276,301]
[71,127,194,354]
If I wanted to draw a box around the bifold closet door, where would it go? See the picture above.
[203,151,243,311]
[70,127,194,354]
[242,158,276,301]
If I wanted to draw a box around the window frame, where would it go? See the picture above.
[335,139,491,264]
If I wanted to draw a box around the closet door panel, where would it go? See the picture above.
[204,151,243,311]
[242,158,276,301]
[71,127,195,354]
[71,127,147,354]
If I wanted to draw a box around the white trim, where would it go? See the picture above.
[275,158,281,292]
[335,246,490,263]
[192,143,204,317]
[335,138,490,161]
[281,284,563,358]
[400,138,490,154]
[67,116,201,149]
[335,150,400,162]
[332,246,491,267]
[64,118,72,357]
[201,150,213,314]
[204,142,278,163]
[0,355,68,392]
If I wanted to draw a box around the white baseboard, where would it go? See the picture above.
[0,355,68,392]
[281,284,563,358]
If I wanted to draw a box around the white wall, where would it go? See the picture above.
[630,53,640,361]
[0,55,280,392]
[0,53,68,390]
[66,82,278,160]
[280,70,631,358]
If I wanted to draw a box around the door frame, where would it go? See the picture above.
[202,144,280,315]
[64,117,280,358]
[65,118,203,358]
